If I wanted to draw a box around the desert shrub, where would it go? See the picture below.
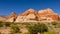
[15,33,21,34]
[39,23,48,33]
[44,31,56,34]
[10,25,21,34]
[10,32,21,34]
[10,32,14,34]
[22,22,30,25]
[24,32,30,34]
[0,21,3,27]
[27,23,48,34]
[4,22,11,27]
[51,22,58,25]
[55,24,60,28]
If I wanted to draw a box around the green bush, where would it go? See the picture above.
[24,32,30,34]
[27,23,48,34]
[0,21,3,27]
[55,24,60,28]
[10,32,14,34]
[51,22,58,25]
[15,33,21,34]
[44,31,56,34]
[39,23,48,33]
[4,22,11,27]
[10,25,21,33]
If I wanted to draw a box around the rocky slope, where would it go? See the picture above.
[0,16,7,22]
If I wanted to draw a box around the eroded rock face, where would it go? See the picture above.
[15,9,37,22]
[6,17,15,22]
[22,9,36,16]
[0,8,60,22]
[37,8,59,21]
[15,15,27,22]
[15,14,37,22]
[59,16,60,21]
[12,8,60,22]
[26,14,36,20]
[6,12,17,22]
[38,8,54,15]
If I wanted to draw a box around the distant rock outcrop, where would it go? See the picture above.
[0,16,7,22]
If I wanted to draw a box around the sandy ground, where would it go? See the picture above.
[0,27,10,34]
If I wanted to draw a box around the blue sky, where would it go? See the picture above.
[0,0,60,15]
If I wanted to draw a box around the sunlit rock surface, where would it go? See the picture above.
[0,8,60,22]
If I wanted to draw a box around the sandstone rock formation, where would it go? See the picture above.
[15,9,37,22]
[38,8,54,15]
[15,15,26,22]
[59,16,60,21]
[6,12,17,22]
[22,9,37,16]
[37,8,59,21]
[0,8,60,22]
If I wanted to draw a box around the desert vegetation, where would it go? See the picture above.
[0,21,60,34]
